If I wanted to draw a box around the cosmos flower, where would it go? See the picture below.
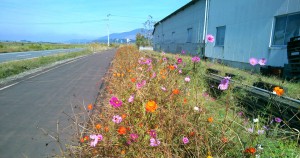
[161,86,167,91]
[90,134,103,147]
[112,115,122,124]
[218,76,230,90]
[185,76,191,82]
[194,106,200,111]
[177,58,182,64]
[150,138,160,146]
[206,34,215,43]
[136,80,146,89]
[249,58,258,66]
[145,100,158,112]
[191,56,200,63]
[110,96,123,108]
[130,133,139,142]
[182,137,189,144]
[274,117,282,123]
[128,95,134,103]
[258,58,267,66]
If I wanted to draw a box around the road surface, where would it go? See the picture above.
[0,49,115,157]
[0,48,85,63]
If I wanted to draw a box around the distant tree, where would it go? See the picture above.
[136,33,147,48]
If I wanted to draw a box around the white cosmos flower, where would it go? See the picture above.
[253,118,259,123]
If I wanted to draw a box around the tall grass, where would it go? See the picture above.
[65,46,299,157]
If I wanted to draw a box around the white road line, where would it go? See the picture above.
[0,56,87,91]
[16,54,31,57]
[0,82,20,91]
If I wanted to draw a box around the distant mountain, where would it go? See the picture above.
[97,28,144,41]
[66,39,93,44]
[66,28,150,44]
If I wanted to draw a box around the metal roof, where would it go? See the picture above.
[152,0,200,34]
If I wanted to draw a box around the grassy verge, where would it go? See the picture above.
[65,46,299,157]
[0,50,91,79]
[0,43,111,80]
[0,42,87,53]
[147,51,300,100]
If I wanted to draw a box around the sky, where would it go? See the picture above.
[0,0,191,42]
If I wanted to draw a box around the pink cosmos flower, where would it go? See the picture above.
[163,57,167,61]
[249,58,258,66]
[130,133,139,142]
[149,129,157,138]
[191,56,200,63]
[109,96,123,108]
[218,76,230,90]
[185,76,191,82]
[257,130,265,135]
[258,58,267,66]
[161,86,167,91]
[138,57,152,65]
[182,136,189,144]
[151,72,156,79]
[150,138,160,146]
[90,134,103,147]
[206,34,215,43]
[128,95,134,103]
[162,51,165,55]
[173,64,178,69]
[112,115,122,124]
[136,80,146,89]
[182,50,186,54]
[177,58,182,64]
[274,117,282,123]
[247,128,254,133]
[178,69,182,74]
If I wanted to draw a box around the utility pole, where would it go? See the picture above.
[107,14,111,46]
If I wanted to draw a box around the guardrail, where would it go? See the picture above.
[205,73,300,129]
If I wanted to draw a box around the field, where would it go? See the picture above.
[0,42,86,53]
[64,45,299,158]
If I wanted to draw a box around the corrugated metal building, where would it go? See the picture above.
[152,0,206,54]
[153,0,300,70]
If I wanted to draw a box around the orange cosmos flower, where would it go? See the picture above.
[244,147,256,155]
[118,126,127,135]
[183,98,188,104]
[121,150,126,155]
[121,114,127,119]
[145,100,158,112]
[87,104,93,110]
[169,65,175,70]
[131,78,136,83]
[189,131,195,137]
[161,75,166,79]
[95,124,101,130]
[221,137,228,143]
[80,138,84,143]
[104,126,109,132]
[273,86,284,96]
[172,89,180,95]
[207,117,213,123]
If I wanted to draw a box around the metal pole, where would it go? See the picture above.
[107,14,111,46]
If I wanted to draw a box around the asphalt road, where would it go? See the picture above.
[0,49,116,157]
[0,48,85,63]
